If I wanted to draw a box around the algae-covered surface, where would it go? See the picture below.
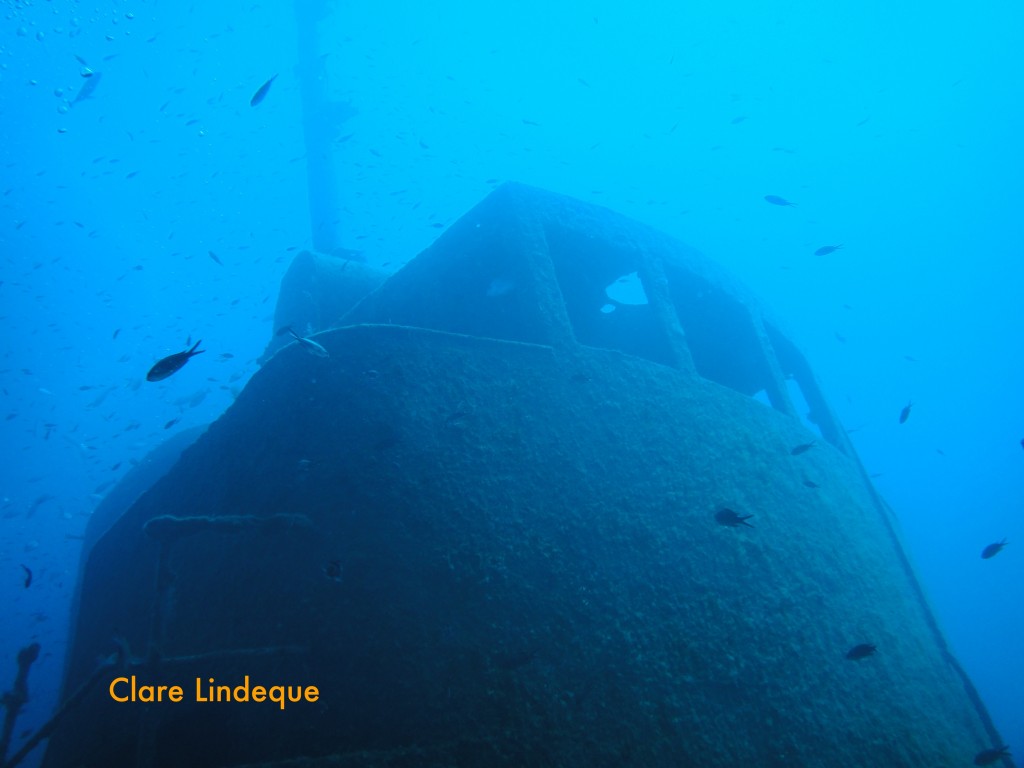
[45,325,993,767]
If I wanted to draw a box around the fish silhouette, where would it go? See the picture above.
[715,508,753,528]
[846,643,876,660]
[814,244,843,256]
[250,74,278,107]
[898,401,912,424]
[980,539,1007,560]
[147,340,204,382]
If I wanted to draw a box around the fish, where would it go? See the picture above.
[278,326,329,358]
[250,74,278,107]
[790,441,816,455]
[981,539,1007,559]
[27,494,55,517]
[323,560,343,582]
[87,386,117,409]
[898,401,912,424]
[71,71,102,105]
[164,418,180,430]
[974,746,1011,765]
[814,244,843,256]
[208,250,223,266]
[764,195,796,207]
[802,479,820,489]
[172,388,209,409]
[845,643,876,660]
[714,508,753,528]
[20,564,32,588]
[146,340,205,382]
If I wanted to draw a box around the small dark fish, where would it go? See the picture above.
[27,494,55,517]
[1020,437,1023,451]
[814,244,843,256]
[790,441,816,456]
[112,328,120,339]
[981,539,1007,559]
[20,564,32,588]
[974,746,1011,765]
[899,401,912,424]
[250,74,278,107]
[715,508,753,528]
[323,559,343,582]
[164,418,180,430]
[764,195,796,207]
[845,643,876,660]
[207,250,223,266]
[802,479,820,489]
[147,340,205,382]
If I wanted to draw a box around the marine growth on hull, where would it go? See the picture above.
[24,183,1006,768]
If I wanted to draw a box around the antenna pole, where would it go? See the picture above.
[294,0,354,255]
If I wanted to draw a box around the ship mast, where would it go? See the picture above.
[294,0,352,256]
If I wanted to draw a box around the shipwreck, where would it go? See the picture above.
[24,182,1008,767]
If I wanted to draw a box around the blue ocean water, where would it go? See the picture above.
[1,1,1021,765]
